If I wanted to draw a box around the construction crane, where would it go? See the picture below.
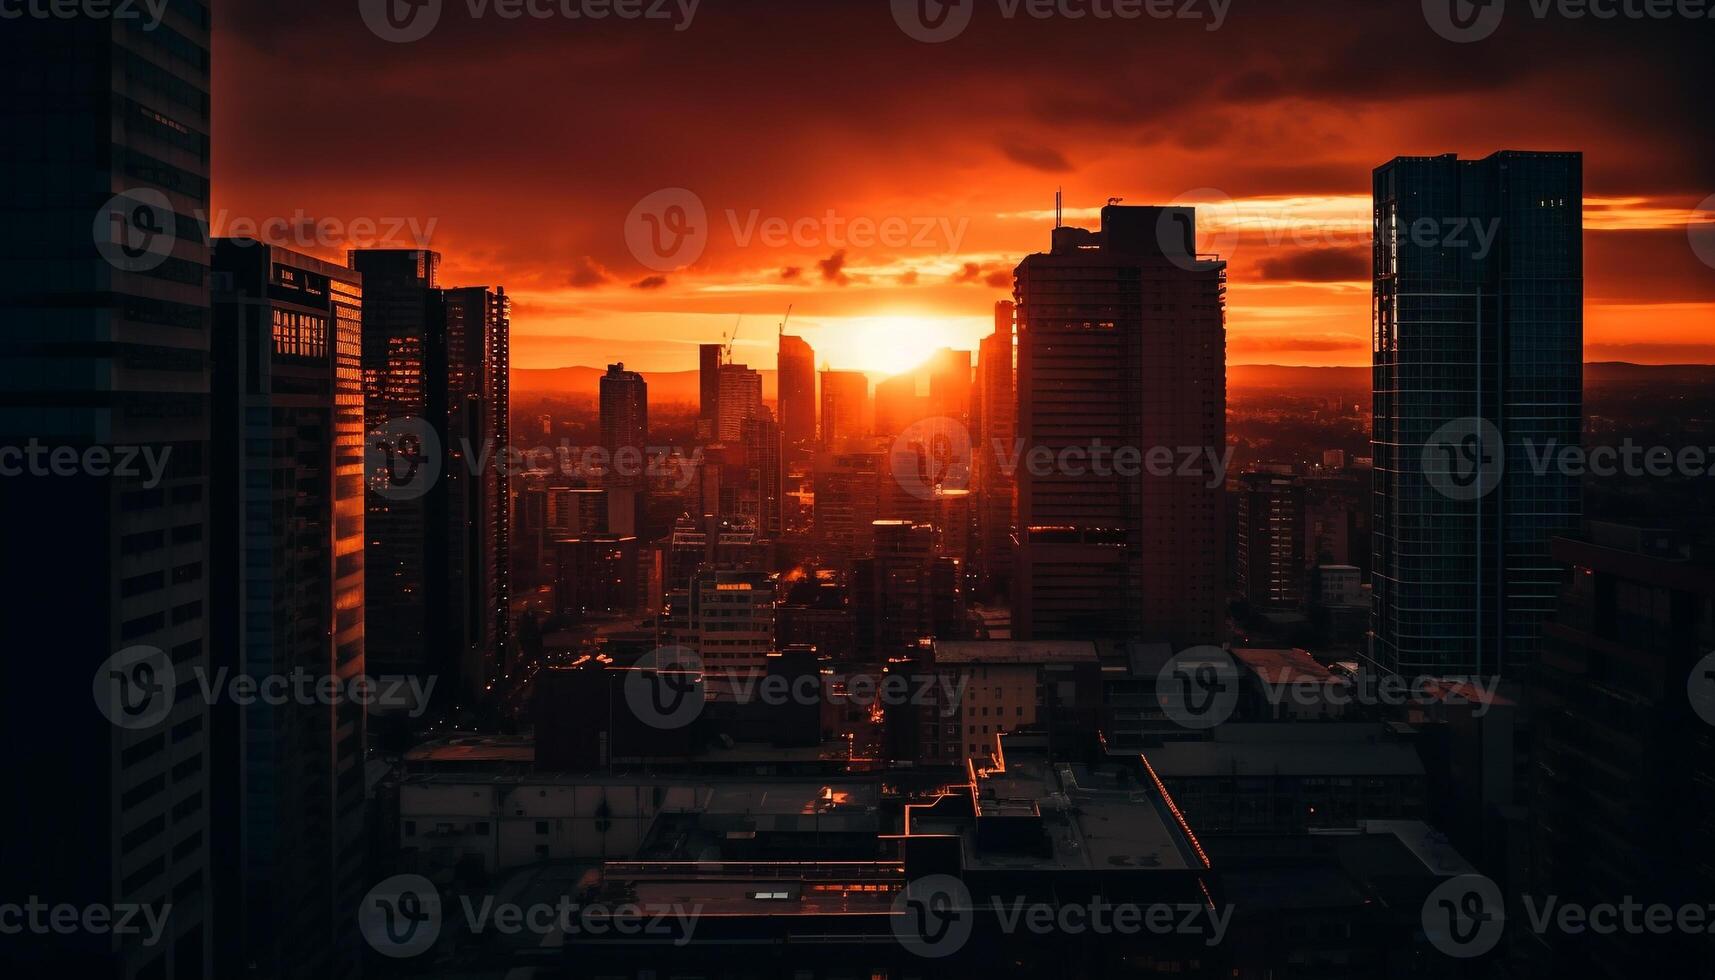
[777,303,793,340]
[722,315,742,364]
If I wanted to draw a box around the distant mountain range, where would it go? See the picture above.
[512,362,1715,404]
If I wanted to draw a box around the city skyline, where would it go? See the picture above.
[208,3,1714,373]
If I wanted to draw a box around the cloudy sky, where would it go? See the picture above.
[213,0,1714,372]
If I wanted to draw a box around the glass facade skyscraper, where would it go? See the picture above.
[1371,151,1583,677]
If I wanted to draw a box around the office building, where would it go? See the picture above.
[851,521,966,657]
[1371,151,1582,676]
[0,10,215,975]
[1012,204,1227,646]
[210,241,369,978]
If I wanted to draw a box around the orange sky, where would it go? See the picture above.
[212,1,1714,373]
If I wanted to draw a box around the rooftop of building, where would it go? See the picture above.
[1141,723,1425,779]
[1230,648,1335,686]
[907,734,1205,873]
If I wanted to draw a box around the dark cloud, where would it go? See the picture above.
[818,250,849,285]
[1255,246,1370,283]
[567,256,612,288]
[1000,140,1073,173]
[631,275,668,290]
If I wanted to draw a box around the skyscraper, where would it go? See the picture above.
[600,362,648,486]
[1371,151,1582,677]
[1012,205,1227,646]
[716,362,763,442]
[442,285,511,699]
[974,303,1016,598]
[698,342,723,439]
[819,369,870,447]
[0,10,215,975]
[210,240,368,979]
[777,332,816,454]
[351,249,440,688]
[352,252,511,703]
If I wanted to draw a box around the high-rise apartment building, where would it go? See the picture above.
[1012,205,1227,646]
[1371,151,1582,676]
[777,332,816,453]
[210,241,369,979]
[1,8,215,975]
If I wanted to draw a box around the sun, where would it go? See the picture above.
[806,314,992,376]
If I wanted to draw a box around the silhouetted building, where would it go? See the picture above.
[1236,474,1306,608]
[852,521,966,657]
[0,10,215,975]
[1526,524,1715,977]
[442,284,511,697]
[813,450,881,563]
[778,332,816,454]
[819,369,869,446]
[974,303,1016,598]
[599,362,648,487]
[698,342,722,439]
[1013,204,1227,646]
[555,535,639,620]
[716,362,763,442]
[210,240,369,979]
[353,252,511,701]
[1371,151,1582,676]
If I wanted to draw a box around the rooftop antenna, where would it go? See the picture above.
[1055,187,1062,229]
